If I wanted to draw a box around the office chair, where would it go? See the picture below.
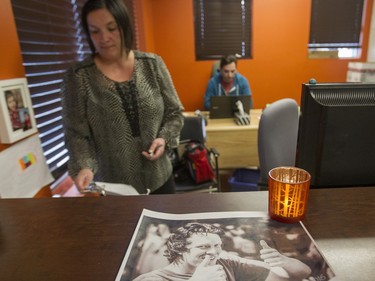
[229,98,299,191]
[172,115,220,193]
[257,98,299,187]
[211,60,220,77]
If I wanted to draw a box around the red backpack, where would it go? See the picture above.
[184,142,216,184]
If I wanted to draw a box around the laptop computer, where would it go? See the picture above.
[209,95,251,119]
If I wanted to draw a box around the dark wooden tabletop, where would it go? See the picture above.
[0,187,374,281]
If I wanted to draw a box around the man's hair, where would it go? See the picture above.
[164,222,224,264]
[220,54,238,69]
[81,0,134,55]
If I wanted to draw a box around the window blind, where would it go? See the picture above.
[193,0,252,60]
[309,0,365,48]
[11,0,137,179]
[11,0,90,178]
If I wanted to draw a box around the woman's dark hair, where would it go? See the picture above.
[164,223,225,264]
[81,0,134,55]
[220,54,238,69]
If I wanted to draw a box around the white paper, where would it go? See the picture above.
[96,181,140,195]
[115,210,336,281]
[0,134,54,198]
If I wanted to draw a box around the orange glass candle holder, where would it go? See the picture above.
[268,166,311,223]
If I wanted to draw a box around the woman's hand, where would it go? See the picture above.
[75,168,94,191]
[142,138,166,161]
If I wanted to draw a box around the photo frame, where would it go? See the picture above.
[0,78,37,143]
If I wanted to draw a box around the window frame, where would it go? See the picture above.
[308,0,366,59]
[193,0,253,61]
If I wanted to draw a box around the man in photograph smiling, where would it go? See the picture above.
[132,222,311,281]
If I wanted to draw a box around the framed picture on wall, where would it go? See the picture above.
[0,78,37,143]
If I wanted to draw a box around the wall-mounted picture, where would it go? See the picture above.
[0,78,37,143]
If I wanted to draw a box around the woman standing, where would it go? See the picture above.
[61,0,184,194]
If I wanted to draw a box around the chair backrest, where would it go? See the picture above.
[179,116,206,144]
[211,61,220,77]
[257,98,299,185]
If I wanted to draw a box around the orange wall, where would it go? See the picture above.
[141,0,373,111]
[139,0,156,52]
[0,0,25,151]
[0,0,373,112]
[0,0,24,80]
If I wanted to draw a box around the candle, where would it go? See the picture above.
[268,167,311,223]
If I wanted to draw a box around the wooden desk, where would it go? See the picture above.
[187,109,262,169]
[0,187,374,281]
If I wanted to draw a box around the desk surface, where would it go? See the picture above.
[197,109,262,168]
[0,187,374,281]
[184,109,261,131]
[204,109,261,131]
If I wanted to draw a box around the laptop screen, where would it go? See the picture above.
[209,95,251,119]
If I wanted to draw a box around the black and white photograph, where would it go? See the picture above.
[116,210,336,281]
[0,78,37,143]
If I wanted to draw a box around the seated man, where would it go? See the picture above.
[204,54,252,110]
[133,222,312,281]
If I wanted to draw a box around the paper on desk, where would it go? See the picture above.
[0,135,54,198]
[116,209,337,281]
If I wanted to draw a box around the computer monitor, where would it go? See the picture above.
[209,95,251,119]
[295,82,375,188]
